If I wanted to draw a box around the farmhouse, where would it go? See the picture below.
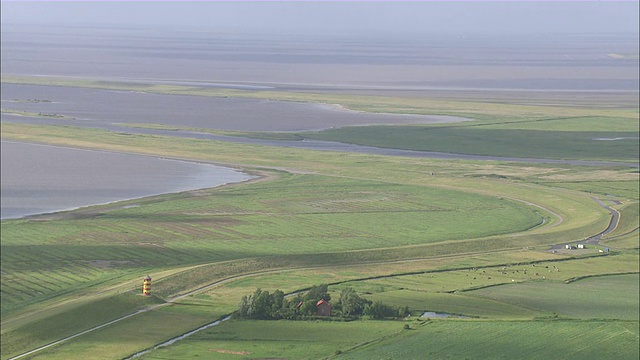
[565,244,575,250]
[577,244,586,249]
[316,299,332,316]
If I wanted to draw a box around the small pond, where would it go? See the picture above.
[421,311,469,319]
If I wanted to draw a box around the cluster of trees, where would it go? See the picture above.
[236,284,331,320]
[336,286,369,316]
[365,301,410,320]
[337,287,408,319]
[235,284,408,320]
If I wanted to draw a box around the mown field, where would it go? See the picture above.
[355,267,639,319]
[135,319,639,360]
[336,320,639,360]
[0,76,638,359]
[469,273,639,320]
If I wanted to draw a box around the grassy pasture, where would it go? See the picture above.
[20,305,229,360]
[365,290,541,319]
[193,252,640,322]
[0,292,164,359]
[540,181,639,200]
[138,320,405,360]
[1,249,561,359]
[6,250,636,360]
[476,116,640,132]
[607,202,640,238]
[331,253,639,318]
[602,231,640,249]
[337,320,640,360]
[133,319,640,360]
[469,273,639,320]
[1,172,544,315]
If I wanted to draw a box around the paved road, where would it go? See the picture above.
[550,197,621,250]
[586,197,621,244]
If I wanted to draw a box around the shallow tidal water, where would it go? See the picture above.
[0,141,253,219]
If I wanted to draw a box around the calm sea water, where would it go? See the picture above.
[1,24,638,91]
[0,141,253,219]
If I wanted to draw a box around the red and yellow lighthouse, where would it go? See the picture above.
[142,275,152,296]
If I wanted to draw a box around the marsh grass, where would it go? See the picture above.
[3,75,638,120]
[303,125,639,161]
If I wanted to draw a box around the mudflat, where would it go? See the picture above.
[1,83,471,132]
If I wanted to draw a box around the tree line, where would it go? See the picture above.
[235,284,408,320]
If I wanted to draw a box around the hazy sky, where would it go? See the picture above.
[2,1,639,36]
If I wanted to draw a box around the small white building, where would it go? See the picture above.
[577,244,585,249]
[565,244,575,250]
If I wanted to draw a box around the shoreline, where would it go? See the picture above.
[2,177,253,222]
[0,140,258,221]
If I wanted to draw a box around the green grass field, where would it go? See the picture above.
[91,114,640,163]
[0,173,544,315]
[138,320,406,360]
[469,273,639,320]
[0,293,164,359]
[337,320,640,360]
[129,273,639,360]
[0,75,638,359]
[133,319,640,360]
[301,124,639,162]
[331,255,639,318]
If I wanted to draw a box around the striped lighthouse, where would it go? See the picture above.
[143,275,152,296]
